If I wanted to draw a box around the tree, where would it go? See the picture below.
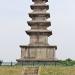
[65,58,72,62]
[0,60,2,66]
[65,58,74,66]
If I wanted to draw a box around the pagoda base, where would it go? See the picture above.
[16,45,57,65]
[17,59,58,65]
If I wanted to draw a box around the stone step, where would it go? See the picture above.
[22,67,39,75]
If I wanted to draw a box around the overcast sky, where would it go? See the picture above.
[0,0,75,62]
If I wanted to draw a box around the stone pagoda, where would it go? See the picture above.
[17,0,57,65]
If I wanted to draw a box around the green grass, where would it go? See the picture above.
[0,66,75,75]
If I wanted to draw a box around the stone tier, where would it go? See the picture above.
[17,59,57,62]
[32,0,48,2]
[17,45,57,65]
[29,12,50,18]
[27,21,51,27]
[31,4,49,10]
[17,60,58,65]
[26,30,52,36]
[20,45,57,49]
[17,59,58,65]
[29,43,50,46]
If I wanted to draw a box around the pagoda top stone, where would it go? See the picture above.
[32,0,48,2]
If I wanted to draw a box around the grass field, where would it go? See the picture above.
[0,66,23,75]
[0,66,75,75]
[39,66,75,75]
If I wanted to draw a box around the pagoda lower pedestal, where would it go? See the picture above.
[17,45,57,65]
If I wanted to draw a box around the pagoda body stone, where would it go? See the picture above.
[17,0,57,65]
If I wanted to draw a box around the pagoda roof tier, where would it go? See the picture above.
[20,45,57,50]
[27,21,51,27]
[29,12,50,18]
[32,0,48,2]
[31,4,49,10]
[26,30,52,36]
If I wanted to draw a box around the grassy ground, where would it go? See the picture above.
[0,66,23,75]
[39,66,75,75]
[0,66,75,75]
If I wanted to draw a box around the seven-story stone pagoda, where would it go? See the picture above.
[17,0,57,65]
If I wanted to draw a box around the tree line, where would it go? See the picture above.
[58,58,75,66]
[0,58,75,66]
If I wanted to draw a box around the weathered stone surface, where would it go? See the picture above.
[17,0,57,65]
[20,46,56,60]
[22,67,39,75]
